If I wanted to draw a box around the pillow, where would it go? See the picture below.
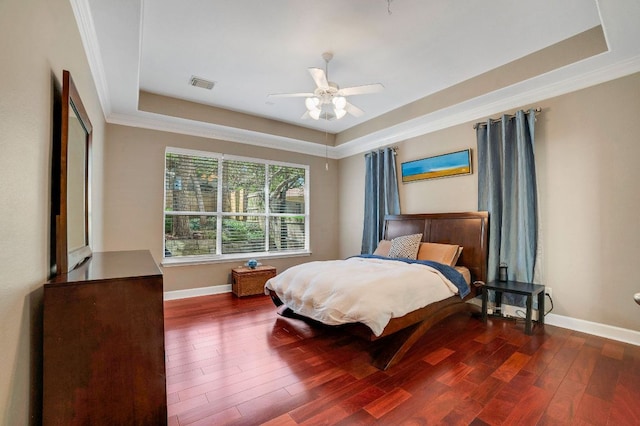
[387,233,423,260]
[373,240,392,257]
[417,242,460,266]
[452,247,463,265]
[454,265,471,284]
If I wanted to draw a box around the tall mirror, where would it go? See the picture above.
[56,70,92,274]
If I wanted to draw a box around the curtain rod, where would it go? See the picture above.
[364,146,398,157]
[473,107,541,129]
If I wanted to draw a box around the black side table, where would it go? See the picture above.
[482,280,545,335]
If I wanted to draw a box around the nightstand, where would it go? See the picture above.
[231,265,276,297]
[481,280,545,335]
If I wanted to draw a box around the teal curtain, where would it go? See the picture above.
[361,147,400,254]
[477,109,538,289]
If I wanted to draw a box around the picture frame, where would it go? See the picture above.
[401,149,472,183]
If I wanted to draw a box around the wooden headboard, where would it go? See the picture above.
[383,211,489,284]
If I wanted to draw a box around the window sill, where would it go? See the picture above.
[161,251,312,267]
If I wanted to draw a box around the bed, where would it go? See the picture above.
[265,211,489,370]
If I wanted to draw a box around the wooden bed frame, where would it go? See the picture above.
[268,211,489,370]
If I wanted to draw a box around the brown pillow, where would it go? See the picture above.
[373,240,392,257]
[452,247,463,265]
[388,234,423,260]
[417,242,460,266]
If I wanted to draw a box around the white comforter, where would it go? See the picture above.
[264,257,461,336]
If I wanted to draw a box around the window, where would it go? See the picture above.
[163,147,309,263]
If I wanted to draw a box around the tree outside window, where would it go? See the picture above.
[164,149,309,260]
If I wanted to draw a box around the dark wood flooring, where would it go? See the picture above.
[164,293,640,425]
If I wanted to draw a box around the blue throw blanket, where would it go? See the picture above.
[353,254,470,298]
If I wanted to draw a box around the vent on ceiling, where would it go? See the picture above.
[189,76,215,90]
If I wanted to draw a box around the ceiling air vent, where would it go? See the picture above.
[189,76,215,90]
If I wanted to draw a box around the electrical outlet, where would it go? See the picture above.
[546,287,552,298]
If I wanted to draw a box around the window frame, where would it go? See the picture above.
[162,147,310,266]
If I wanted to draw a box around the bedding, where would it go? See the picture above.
[387,233,423,259]
[373,240,463,267]
[454,266,471,285]
[264,255,469,337]
[373,240,392,256]
[416,242,460,266]
[452,247,463,265]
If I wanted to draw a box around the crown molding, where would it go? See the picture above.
[73,0,640,161]
[107,112,340,159]
[334,53,640,159]
[106,52,640,161]
[70,0,112,118]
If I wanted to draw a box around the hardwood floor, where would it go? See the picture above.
[164,293,640,425]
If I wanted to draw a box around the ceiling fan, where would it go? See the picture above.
[268,52,384,121]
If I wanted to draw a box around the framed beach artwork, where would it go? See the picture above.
[401,149,472,183]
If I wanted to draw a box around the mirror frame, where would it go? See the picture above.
[56,70,92,274]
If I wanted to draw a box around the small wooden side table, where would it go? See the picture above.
[482,280,545,335]
[232,265,276,297]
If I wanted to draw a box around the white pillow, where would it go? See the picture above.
[388,233,423,260]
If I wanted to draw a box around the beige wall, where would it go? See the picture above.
[0,1,637,422]
[336,26,607,146]
[103,125,339,291]
[139,91,334,146]
[0,0,106,423]
[339,72,640,332]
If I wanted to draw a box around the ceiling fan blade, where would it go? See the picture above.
[345,101,364,117]
[308,67,328,88]
[268,92,314,98]
[338,83,384,96]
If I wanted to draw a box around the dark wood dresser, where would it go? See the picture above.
[43,250,167,425]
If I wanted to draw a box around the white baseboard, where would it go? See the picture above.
[164,284,232,301]
[545,313,640,346]
[164,289,640,346]
[468,297,640,346]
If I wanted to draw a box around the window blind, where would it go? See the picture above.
[163,148,309,260]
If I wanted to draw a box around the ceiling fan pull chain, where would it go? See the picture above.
[387,0,393,15]
[325,128,329,171]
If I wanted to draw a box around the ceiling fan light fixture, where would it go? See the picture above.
[332,96,346,110]
[305,96,320,111]
[309,108,321,120]
[268,52,384,123]
[334,108,347,119]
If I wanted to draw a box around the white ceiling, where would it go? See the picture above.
[76,0,640,157]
